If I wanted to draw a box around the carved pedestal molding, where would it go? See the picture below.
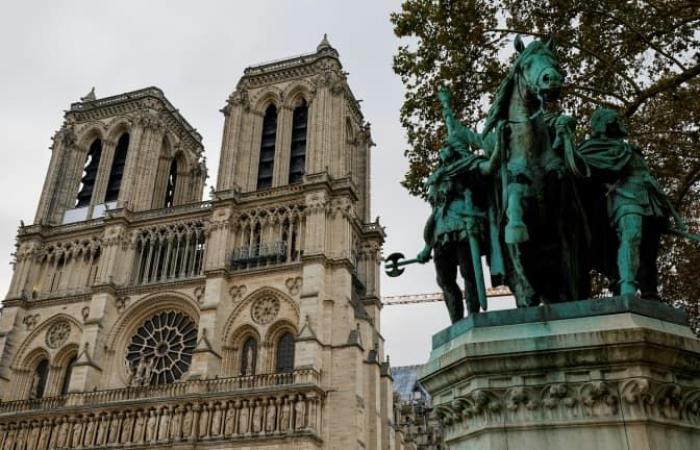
[421,298,700,450]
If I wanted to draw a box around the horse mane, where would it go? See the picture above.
[480,41,551,138]
[481,69,516,138]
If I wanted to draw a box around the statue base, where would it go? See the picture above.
[420,297,700,450]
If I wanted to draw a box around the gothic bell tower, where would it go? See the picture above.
[34,87,206,225]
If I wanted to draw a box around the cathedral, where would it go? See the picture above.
[0,36,402,449]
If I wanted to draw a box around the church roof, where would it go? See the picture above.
[392,364,430,402]
[243,34,340,77]
[68,86,203,145]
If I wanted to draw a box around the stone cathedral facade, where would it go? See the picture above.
[0,37,400,450]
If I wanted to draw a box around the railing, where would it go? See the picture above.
[229,241,300,271]
[0,369,323,449]
[69,86,202,142]
[244,51,318,75]
[0,369,320,415]
[127,201,212,222]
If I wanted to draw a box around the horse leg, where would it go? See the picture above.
[505,182,530,244]
[506,243,538,307]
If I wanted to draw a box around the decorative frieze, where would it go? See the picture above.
[433,378,700,436]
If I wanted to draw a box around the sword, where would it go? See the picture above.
[464,191,488,311]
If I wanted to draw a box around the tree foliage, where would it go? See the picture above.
[391,0,700,324]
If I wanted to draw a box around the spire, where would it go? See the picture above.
[317,33,333,52]
[80,87,96,102]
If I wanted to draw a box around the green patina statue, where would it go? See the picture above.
[414,87,502,321]
[576,108,693,298]
[385,36,698,322]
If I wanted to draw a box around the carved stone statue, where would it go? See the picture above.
[252,400,263,433]
[55,417,68,448]
[224,401,237,436]
[169,406,182,441]
[95,414,108,446]
[121,412,134,444]
[133,410,146,444]
[198,403,210,438]
[27,420,40,450]
[280,398,291,432]
[211,403,222,436]
[37,419,51,450]
[265,399,277,433]
[70,417,83,448]
[182,404,194,440]
[108,413,121,444]
[238,400,249,434]
[294,396,306,430]
[83,415,96,446]
[146,409,158,442]
[158,407,170,442]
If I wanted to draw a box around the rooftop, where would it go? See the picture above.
[69,86,203,144]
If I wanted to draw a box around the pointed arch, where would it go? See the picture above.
[11,314,83,369]
[103,291,200,353]
[257,104,278,190]
[222,286,300,344]
[105,132,130,202]
[289,97,308,184]
[75,138,103,207]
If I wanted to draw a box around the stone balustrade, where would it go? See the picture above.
[0,370,323,449]
[0,369,319,415]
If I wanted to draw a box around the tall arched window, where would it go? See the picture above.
[75,139,103,207]
[289,99,308,184]
[164,158,178,208]
[240,337,257,376]
[60,355,77,395]
[257,105,277,189]
[30,359,49,399]
[276,332,295,373]
[105,133,129,202]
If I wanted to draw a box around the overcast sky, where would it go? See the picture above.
[0,0,470,366]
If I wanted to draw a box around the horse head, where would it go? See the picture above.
[513,35,563,102]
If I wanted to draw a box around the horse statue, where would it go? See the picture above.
[441,36,590,307]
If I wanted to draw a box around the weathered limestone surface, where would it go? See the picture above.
[420,297,700,450]
[0,36,400,450]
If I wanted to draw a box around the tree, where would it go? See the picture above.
[391,0,700,327]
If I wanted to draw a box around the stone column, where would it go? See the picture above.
[273,105,293,187]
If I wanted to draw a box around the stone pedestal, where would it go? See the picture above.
[419,297,700,450]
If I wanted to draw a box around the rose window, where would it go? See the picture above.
[251,295,280,324]
[126,311,197,385]
[45,320,71,349]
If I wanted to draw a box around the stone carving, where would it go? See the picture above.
[294,396,306,430]
[251,295,280,324]
[285,277,303,296]
[81,306,90,321]
[229,285,247,302]
[194,286,205,304]
[45,319,71,349]
[430,377,700,439]
[115,296,129,313]
[22,314,39,331]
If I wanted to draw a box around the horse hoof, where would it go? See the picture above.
[505,225,529,244]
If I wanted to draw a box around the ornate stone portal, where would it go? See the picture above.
[420,297,700,449]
